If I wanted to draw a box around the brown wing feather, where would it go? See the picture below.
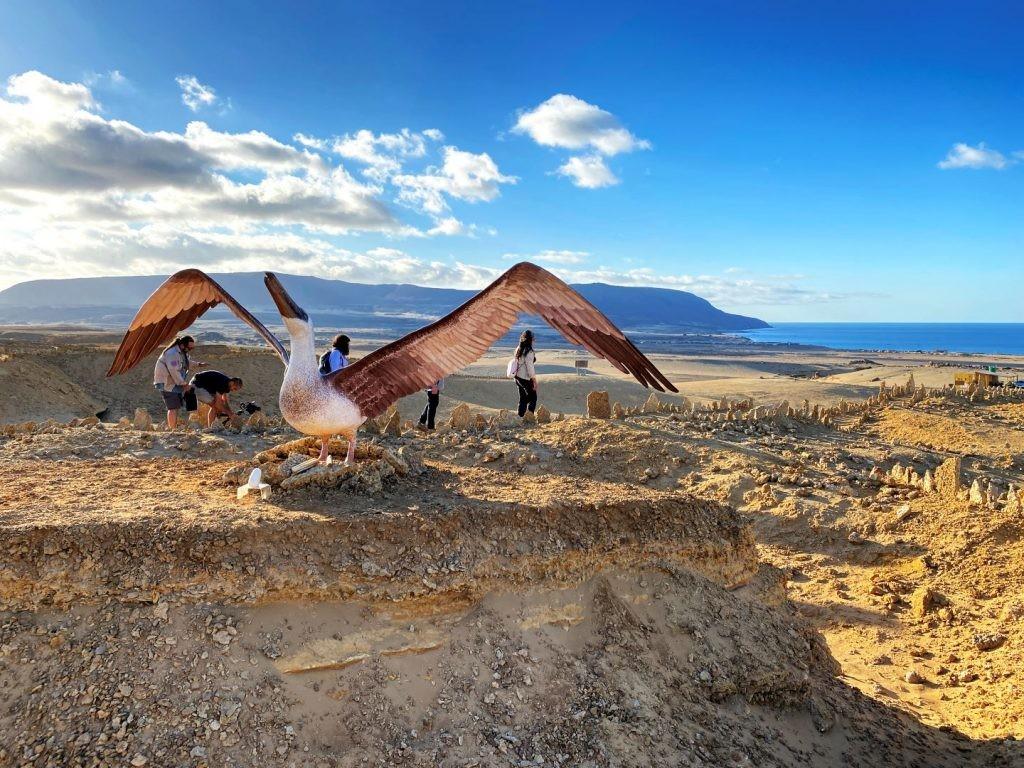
[333,262,677,419]
[106,269,288,376]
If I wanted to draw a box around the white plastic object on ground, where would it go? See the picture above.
[237,467,272,500]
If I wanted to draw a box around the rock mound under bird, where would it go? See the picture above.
[221,435,423,495]
[1,342,1024,765]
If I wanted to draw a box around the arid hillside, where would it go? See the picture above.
[0,336,1023,766]
[2,331,1024,768]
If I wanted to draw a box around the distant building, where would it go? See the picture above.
[954,371,999,387]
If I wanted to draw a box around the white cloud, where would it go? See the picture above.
[290,128,488,234]
[184,121,319,172]
[332,128,441,181]
[175,75,219,112]
[514,94,648,188]
[0,206,857,308]
[0,70,400,234]
[0,69,512,289]
[6,70,96,114]
[393,147,517,215]
[292,132,327,150]
[84,69,130,90]
[426,217,464,236]
[503,249,589,265]
[937,142,1013,170]
[556,155,619,188]
[514,94,650,156]
[0,223,500,290]
[548,266,862,306]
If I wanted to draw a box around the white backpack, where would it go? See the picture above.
[506,357,520,379]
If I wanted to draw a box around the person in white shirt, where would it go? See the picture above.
[319,333,350,375]
[512,330,538,418]
[153,335,206,429]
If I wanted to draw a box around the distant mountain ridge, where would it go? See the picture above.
[0,272,768,332]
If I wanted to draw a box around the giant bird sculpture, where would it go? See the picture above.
[108,262,678,465]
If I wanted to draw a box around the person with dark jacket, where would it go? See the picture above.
[189,370,243,426]
[418,379,444,430]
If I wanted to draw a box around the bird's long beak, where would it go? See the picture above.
[264,273,308,322]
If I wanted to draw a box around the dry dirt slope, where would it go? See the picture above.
[0,407,1021,766]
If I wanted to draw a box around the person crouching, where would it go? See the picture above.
[189,370,243,427]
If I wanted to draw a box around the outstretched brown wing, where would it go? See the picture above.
[106,269,288,376]
[333,261,677,419]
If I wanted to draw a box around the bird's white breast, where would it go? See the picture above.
[279,367,363,436]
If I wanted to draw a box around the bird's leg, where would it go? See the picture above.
[344,430,357,466]
[317,435,331,464]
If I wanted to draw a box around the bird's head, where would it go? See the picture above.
[264,272,310,337]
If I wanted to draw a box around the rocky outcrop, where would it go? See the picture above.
[133,408,153,431]
[935,457,962,498]
[448,403,471,430]
[586,391,611,420]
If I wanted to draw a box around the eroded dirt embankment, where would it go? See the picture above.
[0,492,755,611]
[1,410,1022,766]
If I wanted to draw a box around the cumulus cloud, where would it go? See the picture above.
[289,128,502,231]
[556,155,618,188]
[0,69,514,289]
[426,217,465,236]
[514,94,650,155]
[0,72,396,233]
[937,142,1014,170]
[183,121,319,172]
[6,70,96,114]
[292,132,327,150]
[393,147,517,215]
[332,128,442,181]
[175,75,219,112]
[514,94,648,188]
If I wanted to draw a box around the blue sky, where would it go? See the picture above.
[0,1,1020,321]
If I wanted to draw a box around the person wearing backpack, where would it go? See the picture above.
[319,333,350,375]
[508,330,538,418]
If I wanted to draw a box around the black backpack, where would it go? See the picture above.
[318,351,333,375]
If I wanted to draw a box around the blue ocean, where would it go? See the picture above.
[740,323,1024,356]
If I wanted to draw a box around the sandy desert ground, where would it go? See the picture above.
[0,328,1022,766]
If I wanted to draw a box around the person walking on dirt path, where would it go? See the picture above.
[189,370,243,427]
[418,379,444,431]
[319,333,350,375]
[154,335,207,430]
[511,330,538,418]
